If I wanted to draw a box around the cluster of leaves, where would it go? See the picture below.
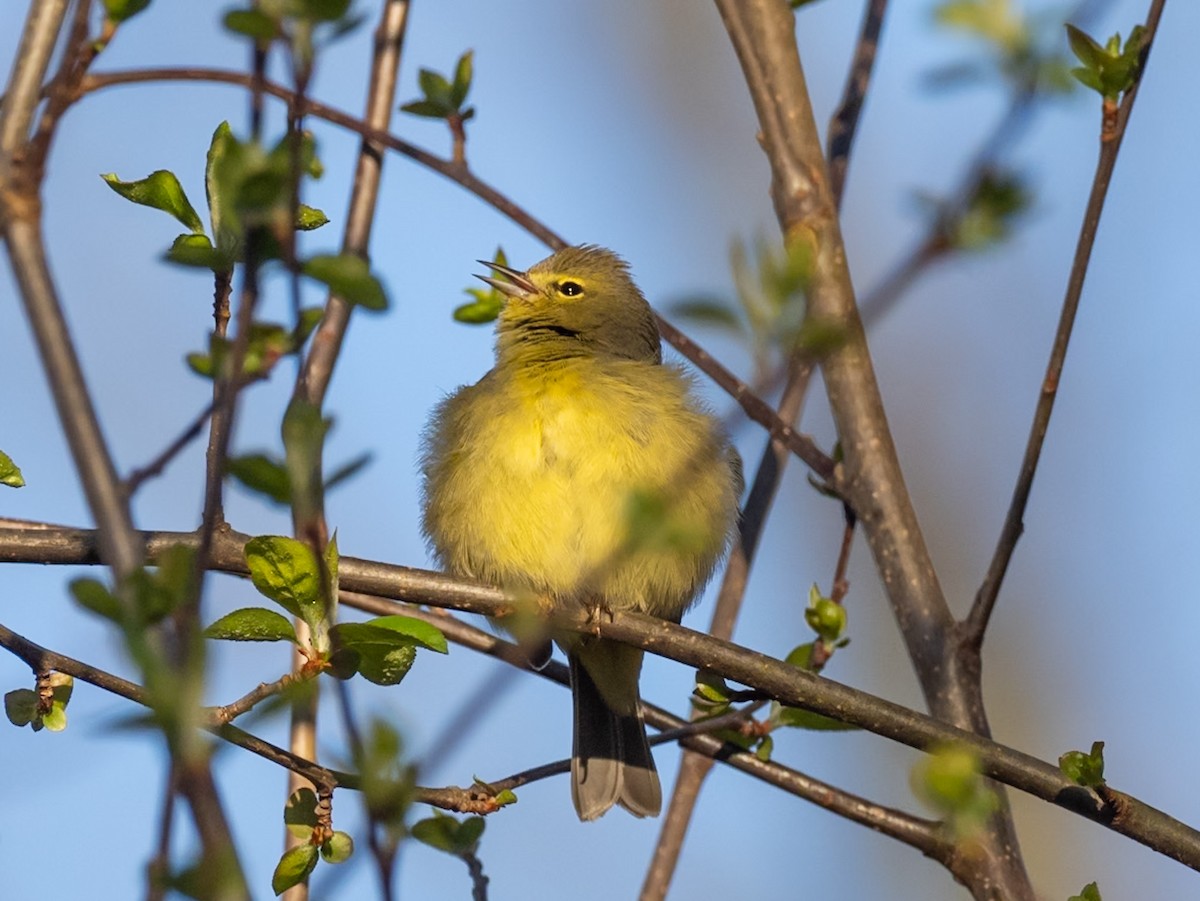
[929,0,1075,93]
[453,246,509,323]
[272,787,354,895]
[692,585,854,761]
[402,51,475,123]
[5,673,72,732]
[921,168,1032,253]
[1069,882,1103,901]
[204,535,448,686]
[102,0,152,25]
[1059,740,1105,788]
[104,121,388,384]
[670,234,829,382]
[910,744,999,840]
[1065,24,1146,102]
[223,0,364,69]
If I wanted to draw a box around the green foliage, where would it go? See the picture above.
[0,449,24,488]
[1059,740,1106,788]
[454,247,508,323]
[921,169,1031,253]
[355,719,415,827]
[804,584,847,644]
[1066,24,1147,101]
[204,607,298,643]
[71,545,197,627]
[271,844,318,896]
[226,449,372,506]
[103,0,152,24]
[302,253,389,310]
[4,673,73,732]
[186,308,323,380]
[929,0,1074,94]
[101,170,205,233]
[401,51,476,121]
[670,234,818,379]
[244,535,326,632]
[911,744,999,839]
[329,615,448,686]
[412,812,486,855]
[1069,882,1103,901]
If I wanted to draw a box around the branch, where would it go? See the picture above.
[3,523,1199,873]
[826,0,890,207]
[965,0,1168,646]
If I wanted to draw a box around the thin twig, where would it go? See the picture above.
[826,0,890,207]
[965,0,1167,648]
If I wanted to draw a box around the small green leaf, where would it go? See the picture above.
[245,535,322,623]
[775,706,858,731]
[282,397,330,528]
[303,253,388,310]
[755,734,774,761]
[324,452,372,493]
[418,69,453,107]
[102,170,205,233]
[784,642,815,671]
[103,0,152,23]
[1059,740,1106,787]
[284,787,320,840]
[295,0,352,21]
[223,9,278,41]
[204,607,298,642]
[494,788,518,806]
[272,844,319,896]
[805,590,846,642]
[295,204,329,231]
[41,703,68,732]
[4,688,37,727]
[1069,882,1102,901]
[0,450,25,488]
[668,297,745,334]
[165,233,233,271]
[330,623,419,686]
[360,615,448,654]
[413,812,483,854]
[70,577,124,622]
[450,51,474,108]
[320,831,354,864]
[227,453,291,504]
[400,99,452,119]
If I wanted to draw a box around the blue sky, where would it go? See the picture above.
[2,1,1199,899]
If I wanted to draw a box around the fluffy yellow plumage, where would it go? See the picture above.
[421,245,741,820]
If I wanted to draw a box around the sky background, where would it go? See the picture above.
[2,1,1199,899]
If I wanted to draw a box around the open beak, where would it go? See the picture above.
[475,260,537,300]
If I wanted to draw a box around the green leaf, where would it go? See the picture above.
[41,702,68,732]
[1064,24,1146,99]
[244,535,322,624]
[805,590,846,642]
[206,122,240,256]
[70,577,124,622]
[450,51,474,108]
[412,812,482,854]
[784,642,815,671]
[282,397,330,527]
[755,734,774,761]
[320,831,354,864]
[776,705,858,731]
[4,688,37,727]
[165,233,233,271]
[223,9,278,41]
[204,607,298,642]
[360,615,448,654]
[400,99,452,119]
[227,453,291,504]
[103,0,152,23]
[295,0,352,21]
[272,844,318,896]
[667,297,745,334]
[330,623,418,685]
[324,452,372,493]
[296,204,329,231]
[284,787,320,840]
[1059,740,1106,787]
[302,253,388,310]
[102,170,205,233]
[418,68,453,107]
[0,450,25,488]
[1069,882,1102,901]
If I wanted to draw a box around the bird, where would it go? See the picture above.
[420,245,742,820]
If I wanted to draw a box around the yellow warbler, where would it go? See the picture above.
[421,245,741,820]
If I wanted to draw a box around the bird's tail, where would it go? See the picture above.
[569,649,661,820]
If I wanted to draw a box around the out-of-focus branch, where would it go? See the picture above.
[826,0,890,206]
[965,0,1167,647]
[712,1,1033,896]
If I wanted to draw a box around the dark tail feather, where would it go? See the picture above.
[569,654,661,820]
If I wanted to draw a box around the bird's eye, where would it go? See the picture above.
[558,281,583,297]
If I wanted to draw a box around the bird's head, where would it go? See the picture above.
[478,245,662,365]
